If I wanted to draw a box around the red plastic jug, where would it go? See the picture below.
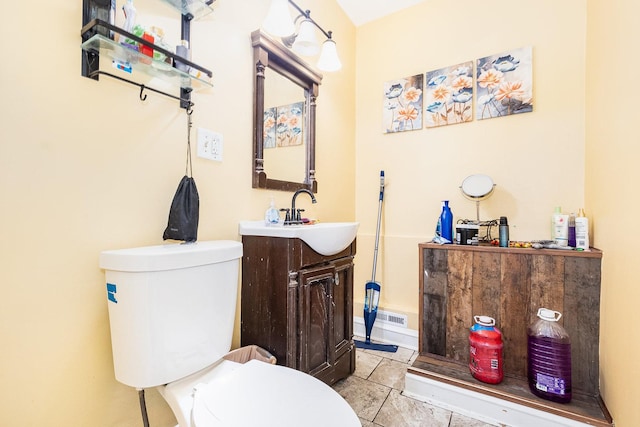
[469,315,504,384]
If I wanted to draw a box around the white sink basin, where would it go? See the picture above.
[239,221,359,256]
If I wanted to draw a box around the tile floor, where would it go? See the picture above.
[332,341,494,427]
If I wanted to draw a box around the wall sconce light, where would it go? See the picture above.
[262,0,342,72]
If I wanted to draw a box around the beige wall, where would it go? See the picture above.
[0,1,355,425]
[586,0,640,425]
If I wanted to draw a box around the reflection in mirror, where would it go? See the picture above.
[252,30,322,192]
[263,67,306,183]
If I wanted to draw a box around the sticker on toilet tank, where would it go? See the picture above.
[106,283,117,303]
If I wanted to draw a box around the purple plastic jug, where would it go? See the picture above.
[527,308,572,403]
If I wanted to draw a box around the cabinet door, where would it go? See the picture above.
[298,264,336,377]
[332,258,354,359]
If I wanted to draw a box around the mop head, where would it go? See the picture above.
[354,338,398,352]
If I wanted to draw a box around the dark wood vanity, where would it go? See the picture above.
[409,243,612,426]
[240,235,356,385]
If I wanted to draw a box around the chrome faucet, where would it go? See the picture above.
[285,188,317,225]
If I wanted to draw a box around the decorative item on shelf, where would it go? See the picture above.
[262,0,342,72]
[459,174,499,242]
[460,174,496,222]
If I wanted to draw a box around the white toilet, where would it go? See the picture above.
[99,240,360,427]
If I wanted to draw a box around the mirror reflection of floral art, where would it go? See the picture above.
[425,61,474,128]
[263,101,304,148]
[476,47,533,120]
[263,107,277,148]
[382,74,423,133]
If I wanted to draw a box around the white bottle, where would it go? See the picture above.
[552,208,569,247]
[575,208,590,250]
[264,197,280,225]
[123,0,136,33]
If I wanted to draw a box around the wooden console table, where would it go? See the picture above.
[408,243,612,426]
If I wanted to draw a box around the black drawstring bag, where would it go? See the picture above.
[163,111,199,242]
[163,175,199,242]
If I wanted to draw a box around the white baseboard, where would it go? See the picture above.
[353,316,418,350]
[404,372,593,427]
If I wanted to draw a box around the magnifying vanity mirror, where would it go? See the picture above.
[252,30,322,192]
[460,174,496,221]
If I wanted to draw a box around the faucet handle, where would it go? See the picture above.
[295,208,305,222]
[280,208,291,224]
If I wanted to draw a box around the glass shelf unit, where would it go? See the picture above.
[81,17,213,108]
[82,33,213,91]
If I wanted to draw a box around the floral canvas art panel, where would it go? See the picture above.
[263,107,277,149]
[425,61,474,128]
[476,47,533,120]
[383,74,423,133]
[276,101,304,147]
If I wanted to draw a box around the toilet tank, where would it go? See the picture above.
[99,240,243,389]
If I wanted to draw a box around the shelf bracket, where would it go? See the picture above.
[89,70,194,110]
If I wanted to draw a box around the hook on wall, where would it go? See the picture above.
[139,85,148,101]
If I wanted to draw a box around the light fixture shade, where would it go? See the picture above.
[262,0,295,37]
[317,39,342,72]
[292,19,319,56]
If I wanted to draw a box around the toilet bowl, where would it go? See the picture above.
[100,240,360,427]
[160,359,360,427]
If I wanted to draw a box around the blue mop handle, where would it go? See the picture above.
[371,171,384,282]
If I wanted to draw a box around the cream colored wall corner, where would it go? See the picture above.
[586,0,640,425]
[0,1,355,425]
[354,0,587,331]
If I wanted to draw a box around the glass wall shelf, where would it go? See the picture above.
[160,0,215,19]
[81,0,214,109]
[82,34,213,92]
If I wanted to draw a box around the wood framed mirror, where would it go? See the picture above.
[252,30,322,192]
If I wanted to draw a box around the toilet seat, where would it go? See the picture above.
[161,359,360,427]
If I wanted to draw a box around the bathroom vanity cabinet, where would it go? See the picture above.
[241,236,356,386]
[408,243,612,426]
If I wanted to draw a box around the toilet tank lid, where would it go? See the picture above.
[99,240,243,272]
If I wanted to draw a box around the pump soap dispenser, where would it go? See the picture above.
[264,197,280,225]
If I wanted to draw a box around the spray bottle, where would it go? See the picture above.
[123,0,137,33]
[120,0,137,46]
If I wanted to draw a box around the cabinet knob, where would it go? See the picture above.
[334,273,340,286]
